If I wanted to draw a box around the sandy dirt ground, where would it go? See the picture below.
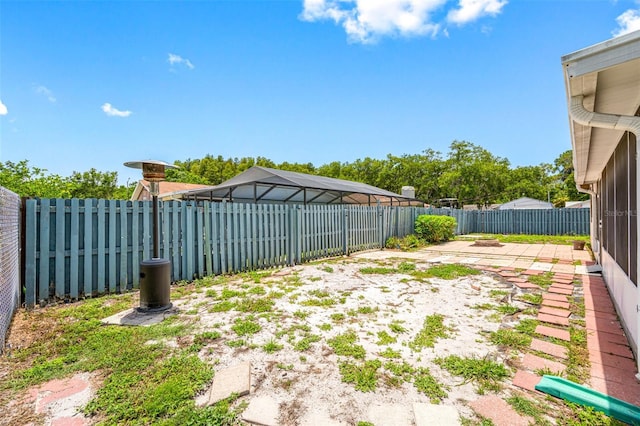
[3,253,538,425]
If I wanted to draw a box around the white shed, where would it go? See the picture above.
[498,197,553,210]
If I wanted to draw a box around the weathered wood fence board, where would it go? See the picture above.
[22,199,589,305]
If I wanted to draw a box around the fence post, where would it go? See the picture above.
[342,206,348,255]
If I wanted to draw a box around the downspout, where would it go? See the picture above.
[570,95,640,135]
[571,95,640,377]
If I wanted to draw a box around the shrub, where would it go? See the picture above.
[414,215,456,243]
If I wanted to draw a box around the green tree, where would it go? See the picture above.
[502,165,552,203]
[0,160,71,198]
[438,141,510,208]
[552,150,588,206]
[68,168,119,199]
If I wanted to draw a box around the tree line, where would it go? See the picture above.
[0,141,587,207]
[168,141,586,207]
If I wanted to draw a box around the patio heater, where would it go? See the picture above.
[124,160,178,312]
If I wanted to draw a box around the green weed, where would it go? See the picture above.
[376,331,397,346]
[379,347,401,359]
[409,314,452,351]
[339,360,382,392]
[414,367,448,403]
[489,329,532,350]
[231,317,261,336]
[328,331,366,359]
[435,355,510,393]
[262,339,284,354]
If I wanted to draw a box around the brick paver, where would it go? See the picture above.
[585,317,622,334]
[547,286,573,295]
[469,396,531,426]
[513,281,541,290]
[512,370,542,392]
[543,293,568,302]
[530,338,568,359]
[535,325,570,341]
[539,306,571,318]
[587,339,634,359]
[521,353,566,374]
[589,377,640,406]
[550,283,574,290]
[537,313,570,327]
[589,351,637,371]
[541,299,570,309]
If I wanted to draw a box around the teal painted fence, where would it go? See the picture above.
[23,199,590,305]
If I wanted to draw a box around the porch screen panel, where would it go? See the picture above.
[614,138,628,275]
[630,133,637,285]
[601,169,607,254]
[605,156,615,258]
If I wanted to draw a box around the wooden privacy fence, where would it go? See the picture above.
[23,200,428,306]
[22,199,590,306]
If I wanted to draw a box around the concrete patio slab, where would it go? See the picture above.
[366,403,414,426]
[201,362,251,406]
[242,395,279,426]
[101,307,177,327]
[528,262,553,271]
[413,403,460,426]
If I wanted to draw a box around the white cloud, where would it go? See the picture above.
[168,53,194,70]
[447,0,507,25]
[0,100,7,115]
[301,0,446,43]
[300,0,506,43]
[33,85,56,103]
[101,103,132,118]
[613,8,640,37]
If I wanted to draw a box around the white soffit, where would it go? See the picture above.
[562,30,640,185]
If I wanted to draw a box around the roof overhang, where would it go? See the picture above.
[562,30,640,186]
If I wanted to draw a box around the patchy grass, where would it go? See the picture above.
[389,321,407,334]
[519,293,542,305]
[379,347,401,359]
[489,329,532,350]
[435,355,510,393]
[412,264,481,280]
[414,367,448,403]
[463,234,589,246]
[506,395,551,425]
[0,296,232,425]
[231,317,262,336]
[338,359,382,392]
[328,330,366,359]
[514,319,539,335]
[376,330,397,346]
[262,339,284,354]
[409,314,452,351]
[293,334,322,352]
[527,273,554,289]
[359,266,396,275]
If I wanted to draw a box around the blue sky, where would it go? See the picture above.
[1,0,640,185]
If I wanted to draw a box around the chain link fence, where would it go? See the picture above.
[0,187,20,351]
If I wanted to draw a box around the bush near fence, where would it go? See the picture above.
[415,215,457,243]
[22,199,590,306]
